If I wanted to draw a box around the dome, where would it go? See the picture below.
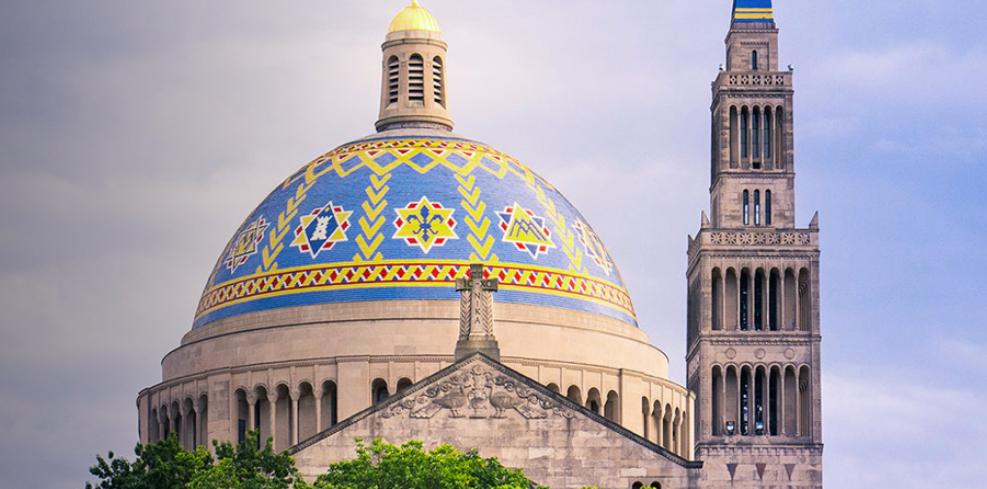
[388,1,441,34]
[194,131,636,330]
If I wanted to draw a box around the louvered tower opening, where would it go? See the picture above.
[408,54,425,104]
[387,56,399,105]
[432,56,444,107]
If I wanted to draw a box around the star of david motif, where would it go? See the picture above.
[496,203,554,259]
[393,196,458,254]
[572,220,613,275]
[290,201,353,258]
[224,216,269,272]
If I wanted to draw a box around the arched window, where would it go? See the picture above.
[321,381,338,429]
[751,50,758,71]
[662,405,673,448]
[729,106,739,168]
[650,483,662,489]
[604,391,619,422]
[386,56,399,105]
[711,268,723,331]
[769,367,781,435]
[799,366,812,436]
[763,109,772,159]
[396,377,413,393]
[274,384,291,452]
[432,56,444,106]
[297,383,316,441]
[725,367,738,435]
[725,268,738,330]
[566,386,582,405]
[632,482,644,489]
[754,190,761,226]
[798,268,811,331]
[740,268,750,331]
[754,367,766,435]
[586,388,602,415]
[149,408,159,443]
[253,386,270,449]
[408,55,424,104]
[765,190,772,226]
[743,190,750,225]
[711,366,723,435]
[776,108,785,169]
[754,269,764,331]
[740,368,751,435]
[740,109,749,159]
[769,269,780,331]
[752,108,761,161]
[784,366,798,434]
[372,378,389,405]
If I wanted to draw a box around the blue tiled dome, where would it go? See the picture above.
[194,133,636,329]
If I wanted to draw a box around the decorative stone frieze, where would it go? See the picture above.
[381,363,572,420]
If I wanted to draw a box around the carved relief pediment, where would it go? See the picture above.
[381,362,573,421]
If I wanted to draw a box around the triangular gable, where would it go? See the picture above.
[292,354,701,487]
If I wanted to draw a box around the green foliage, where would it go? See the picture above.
[85,433,212,489]
[86,434,548,489]
[313,438,543,489]
[85,431,305,489]
[190,431,307,489]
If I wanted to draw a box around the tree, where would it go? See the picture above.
[312,438,542,489]
[85,432,305,489]
[87,435,554,489]
[85,433,212,489]
[189,432,308,489]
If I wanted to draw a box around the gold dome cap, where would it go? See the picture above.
[388,1,442,34]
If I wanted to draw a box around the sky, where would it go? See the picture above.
[0,1,985,488]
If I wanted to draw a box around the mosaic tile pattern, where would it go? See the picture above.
[195,135,636,329]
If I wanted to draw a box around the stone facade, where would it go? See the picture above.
[293,354,703,489]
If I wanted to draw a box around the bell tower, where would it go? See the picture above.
[686,1,823,487]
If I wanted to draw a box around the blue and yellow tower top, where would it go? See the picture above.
[732,0,774,23]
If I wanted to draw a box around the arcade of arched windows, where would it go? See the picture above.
[146,368,693,457]
[228,380,342,452]
[148,379,342,453]
[727,104,785,171]
[710,265,811,332]
[563,382,692,458]
[148,393,209,451]
[709,363,813,438]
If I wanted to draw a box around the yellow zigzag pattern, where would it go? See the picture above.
[455,174,497,262]
[278,139,560,193]
[258,178,313,272]
[530,183,583,273]
[353,173,391,262]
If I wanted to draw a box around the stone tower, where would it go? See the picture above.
[686,1,823,487]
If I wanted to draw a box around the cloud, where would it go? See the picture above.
[936,339,987,372]
[825,371,987,488]
[814,40,987,108]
